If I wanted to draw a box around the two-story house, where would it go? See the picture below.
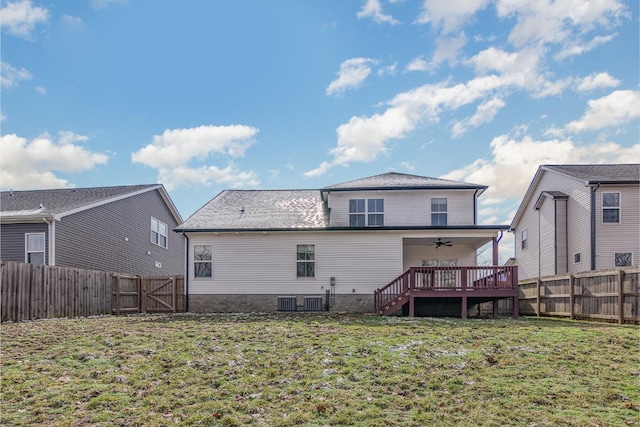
[1,184,184,276]
[510,164,640,280]
[175,172,518,317]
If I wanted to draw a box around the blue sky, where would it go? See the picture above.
[1,0,639,259]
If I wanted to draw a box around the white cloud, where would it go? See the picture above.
[356,0,399,25]
[576,72,620,92]
[417,0,489,33]
[35,86,46,95]
[326,58,377,96]
[1,62,32,89]
[566,90,640,133]
[156,165,259,191]
[451,97,506,137]
[442,134,640,205]
[432,34,468,67]
[90,0,128,9]
[131,125,259,190]
[495,0,627,48]
[555,34,615,60]
[0,0,48,39]
[0,132,109,190]
[405,56,430,73]
[377,63,397,76]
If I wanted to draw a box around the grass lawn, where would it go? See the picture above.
[1,313,638,426]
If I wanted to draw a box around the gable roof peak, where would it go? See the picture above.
[323,171,487,191]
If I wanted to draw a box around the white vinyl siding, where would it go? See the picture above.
[538,197,556,277]
[595,185,640,270]
[514,171,592,279]
[328,189,476,227]
[187,232,402,295]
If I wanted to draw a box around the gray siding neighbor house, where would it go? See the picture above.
[510,164,640,280]
[1,184,184,276]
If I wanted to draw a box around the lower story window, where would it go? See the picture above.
[615,252,633,267]
[194,245,212,278]
[297,244,315,277]
[26,233,45,264]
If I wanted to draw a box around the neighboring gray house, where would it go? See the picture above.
[1,184,184,276]
[510,164,640,280]
[176,172,516,315]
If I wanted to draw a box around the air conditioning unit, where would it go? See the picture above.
[277,296,297,311]
[303,296,324,312]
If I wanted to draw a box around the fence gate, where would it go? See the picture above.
[112,275,184,315]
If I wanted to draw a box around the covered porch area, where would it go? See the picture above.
[374,229,518,318]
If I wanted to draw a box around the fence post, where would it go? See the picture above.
[618,269,625,325]
[114,275,121,315]
[172,276,177,313]
[140,277,146,314]
[569,275,575,320]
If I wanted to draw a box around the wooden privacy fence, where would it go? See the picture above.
[519,268,639,324]
[1,261,184,323]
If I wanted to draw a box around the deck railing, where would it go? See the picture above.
[375,266,518,314]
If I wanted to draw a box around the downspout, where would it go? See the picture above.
[553,200,557,275]
[182,232,189,312]
[43,217,55,266]
[590,184,600,270]
[473,189,480,225]
[537,208,541,278]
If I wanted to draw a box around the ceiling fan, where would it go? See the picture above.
[434,238,452,248]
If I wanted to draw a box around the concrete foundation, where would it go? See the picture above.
[188,293,374,313]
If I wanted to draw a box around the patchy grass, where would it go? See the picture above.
[1,313,638,426]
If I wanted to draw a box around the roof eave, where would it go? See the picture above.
[175,224,510,233]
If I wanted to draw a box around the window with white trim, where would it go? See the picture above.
[368,198,384,226]
[615,252,632,267]
[25,233,45,264]
[296,244,315,278]
[349,198,384,227]
[521,229,528,250]
[349,199,365,227]
[194,245,212,278]
[602,192,620,223]
[151,217,168,248]
[431,198,447,226]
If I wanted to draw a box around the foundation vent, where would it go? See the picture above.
[277,296,297,312]
[303,296,324,312]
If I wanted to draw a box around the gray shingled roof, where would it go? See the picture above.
[323,172,486,190]
[1,185,159,218]
[543,164,640,183]
[177,190,329,230]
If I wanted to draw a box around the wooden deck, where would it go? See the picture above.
[374,266,519,318]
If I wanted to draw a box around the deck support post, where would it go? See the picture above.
[409,268,415,317]
[493,300,499,318]
[461,296,467,319]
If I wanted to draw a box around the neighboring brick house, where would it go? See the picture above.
[1,184,184,276]
[176,172,517,316]
[510,164,640,280]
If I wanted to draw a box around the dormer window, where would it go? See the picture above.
[349,198,384,227]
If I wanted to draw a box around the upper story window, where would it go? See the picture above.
[368,199,384,226]
[151,217,168,248]
[602,192,620,223]
[431,198,447,226]
[349,198,384,227]
[349,199,365,227]
[297,244,315,277]
[194,245,212,278]
[521,229,528,250]
[25,233,45,264]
